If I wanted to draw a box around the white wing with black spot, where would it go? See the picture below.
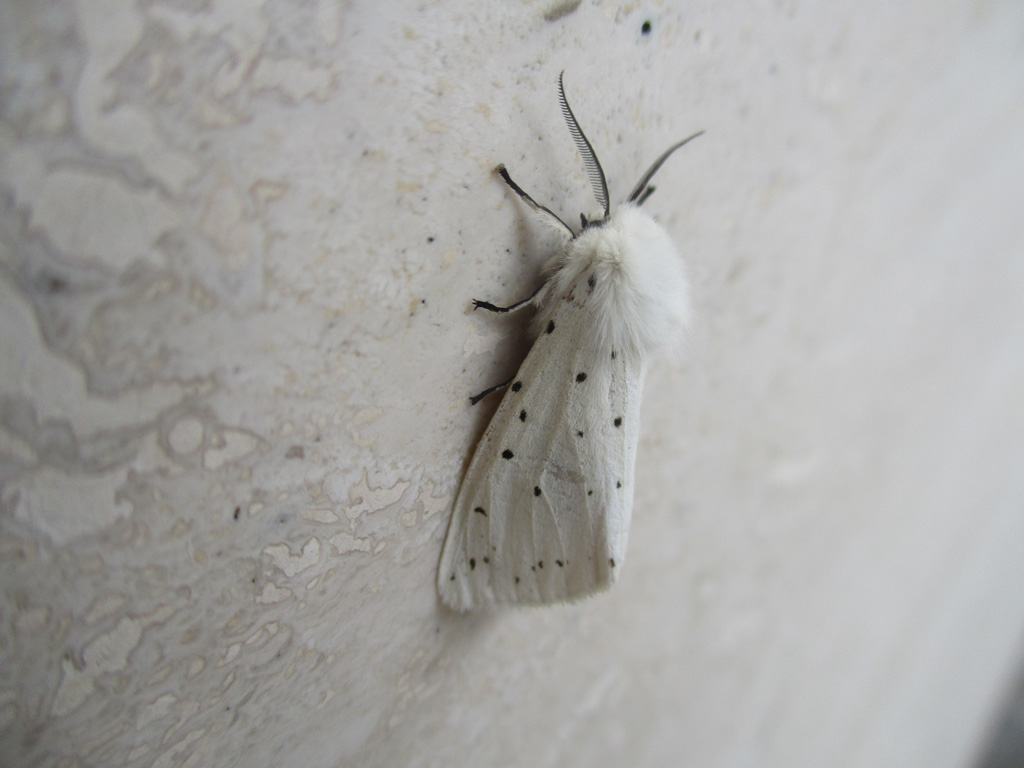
[438,280,645,611]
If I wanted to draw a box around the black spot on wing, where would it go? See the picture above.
[641,20,652,35]
[609,558,616,567]
[614,416,622,427]
[546,320,555,334]
[611,350,616,360]
[575,372,587,382]
[538,561,544,569]
[616,480,622,489]
[483,556,490,564]
[587,273,596,289]
[511,381,522,392]
[470,558,476,570]
[534,486,541,496]
[556,560,564,567]
[474,506,487,516]
[519,409,527,422]
[577,430,584,437]
[502,449,514,460]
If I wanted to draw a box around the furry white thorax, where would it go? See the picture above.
[532,203,691,365]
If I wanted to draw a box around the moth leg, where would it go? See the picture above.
[469,373,516,406]
[635,185,657,206]
[472,281,545,314]
[494,165,576,239]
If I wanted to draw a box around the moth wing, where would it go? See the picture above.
[438,284,645,611]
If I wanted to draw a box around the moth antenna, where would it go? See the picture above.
[558,72,610,220]
[626,130,704,205]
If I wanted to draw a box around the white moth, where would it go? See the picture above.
[438,74,702,611]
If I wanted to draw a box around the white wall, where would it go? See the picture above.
[1,1,1023,766]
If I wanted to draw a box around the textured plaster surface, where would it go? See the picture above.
[1,1,1023,767]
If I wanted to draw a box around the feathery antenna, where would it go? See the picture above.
[626,131,704,205]
[558,72,610,220]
